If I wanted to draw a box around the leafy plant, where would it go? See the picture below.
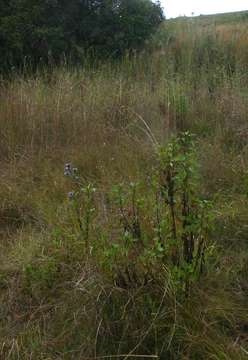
[64,163,96,255]
[157,132,213,293]
[64,133,214,295]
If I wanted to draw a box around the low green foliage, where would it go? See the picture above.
[63,132,214,296]
[24,257,58,292]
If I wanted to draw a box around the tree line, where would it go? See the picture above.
[0,0,164,70]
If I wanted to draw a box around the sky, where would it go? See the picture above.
[162,0,248,18]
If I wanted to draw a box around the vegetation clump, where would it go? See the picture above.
[64,132,212,294]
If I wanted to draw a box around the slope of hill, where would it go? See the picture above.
[166,10,248,24]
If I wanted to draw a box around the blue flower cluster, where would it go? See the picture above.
[64,163,78,179]
[64,163,79,200]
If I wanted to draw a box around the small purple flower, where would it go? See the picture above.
[67,191,74,199]
[64,163,72,176]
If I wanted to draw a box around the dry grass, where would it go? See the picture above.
[0,13,248,359]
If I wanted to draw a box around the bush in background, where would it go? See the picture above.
[0,0,164,70]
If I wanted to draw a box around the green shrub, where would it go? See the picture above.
[64,132,214,296]
[0,0,164,70]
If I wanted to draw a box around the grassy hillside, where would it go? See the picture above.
[0,12,248,359]
[193,10,248,25]
[168,10,248,25]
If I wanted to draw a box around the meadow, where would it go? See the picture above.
[0,11,248,359]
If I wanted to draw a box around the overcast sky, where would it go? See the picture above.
[162,0,248,18]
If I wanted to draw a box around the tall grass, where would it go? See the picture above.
[0,13,248,359]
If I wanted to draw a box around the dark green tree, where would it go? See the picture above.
[0,0,164,70]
